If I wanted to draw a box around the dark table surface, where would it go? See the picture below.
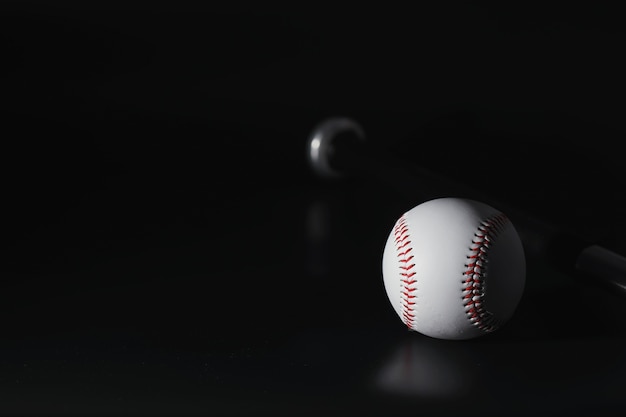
[3,3,626,417]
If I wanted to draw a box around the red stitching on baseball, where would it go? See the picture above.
[394,215,417,329]
[462,212,508,332]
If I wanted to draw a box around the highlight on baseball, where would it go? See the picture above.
[381,197,526,340]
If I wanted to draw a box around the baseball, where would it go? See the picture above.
[382,197,526,340]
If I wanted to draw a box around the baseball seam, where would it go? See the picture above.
[393,215,417,329]
[462,212,509,332]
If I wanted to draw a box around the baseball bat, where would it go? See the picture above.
[305,117,626,297]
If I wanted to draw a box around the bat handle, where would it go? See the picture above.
[306,117,367,179]
[305,117,473,198]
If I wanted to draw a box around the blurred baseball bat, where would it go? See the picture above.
[306,117,626,297]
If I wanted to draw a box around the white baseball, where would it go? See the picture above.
[382,197,526,340]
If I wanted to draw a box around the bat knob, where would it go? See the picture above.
[306,117,366,179]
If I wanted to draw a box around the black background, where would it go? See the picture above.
[3,3,626,416]
[5,3,626,246]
